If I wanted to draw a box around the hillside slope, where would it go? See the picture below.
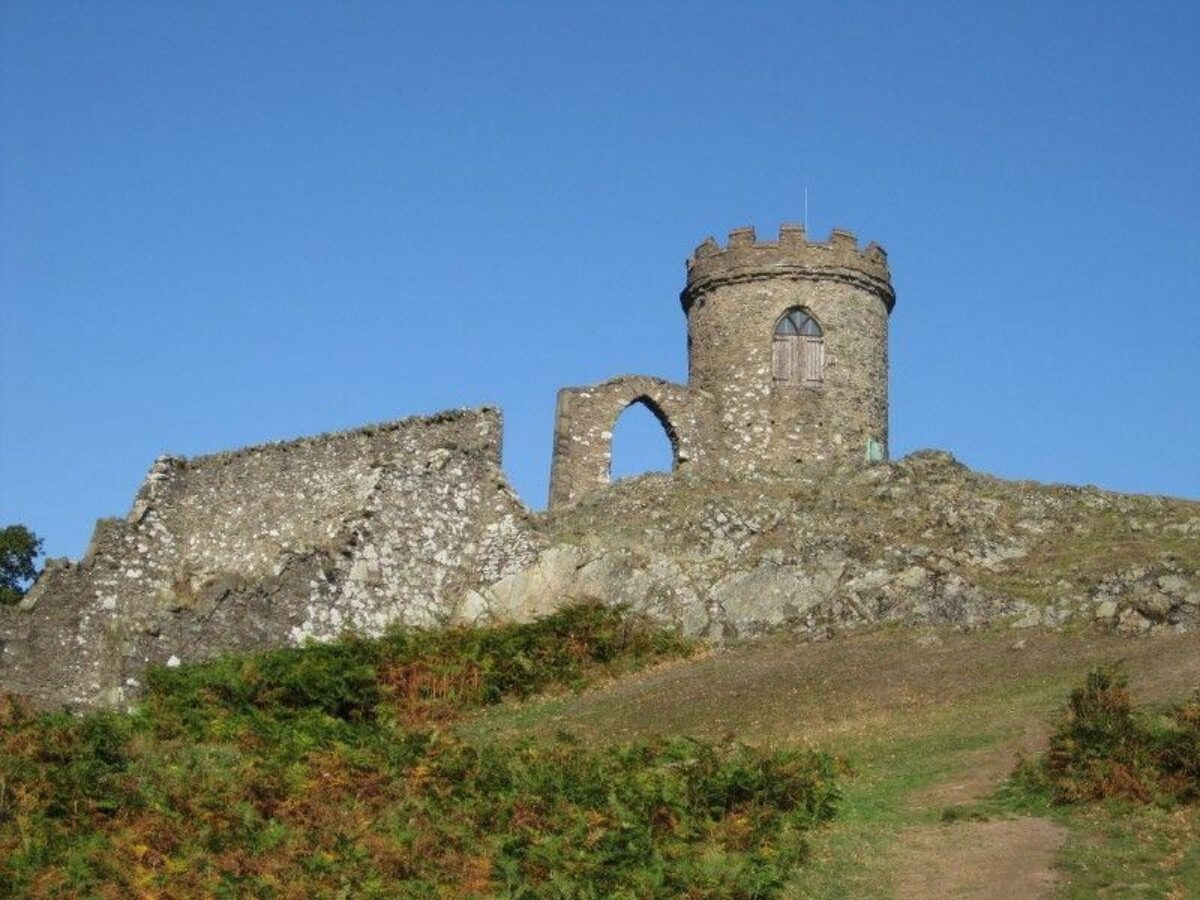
[469,627,1200,897]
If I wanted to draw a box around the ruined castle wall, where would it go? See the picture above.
[0,520,138,711]
[548,376,707,508]
[0,408,542,710]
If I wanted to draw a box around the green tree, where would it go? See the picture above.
[0,524,43,605]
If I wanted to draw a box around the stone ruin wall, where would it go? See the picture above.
[0,408,543,710]
[548,376,711,508]
[11,223,1193,714]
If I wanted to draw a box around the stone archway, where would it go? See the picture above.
[549,376,700,508]
[609,394,680,481]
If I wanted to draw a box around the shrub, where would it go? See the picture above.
[1158,690,1200,802]
[0,604,838,898]
[1014,666,1200,806]
[143,600,694,739]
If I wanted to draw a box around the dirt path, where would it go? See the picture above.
[891,728,1067,899]
[893,817,1067,899]
[906,731,1047,812]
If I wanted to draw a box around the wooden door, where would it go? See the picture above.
[801,337,824,386]
[772,336,793,382]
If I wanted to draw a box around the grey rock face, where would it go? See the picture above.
[532,449,1199,648]
[710,559,844,637]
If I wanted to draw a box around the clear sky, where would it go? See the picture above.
[2,1,1198,560]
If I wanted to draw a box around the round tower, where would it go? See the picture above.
[681,223,895,473]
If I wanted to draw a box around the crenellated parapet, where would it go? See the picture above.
[681,224,893,312]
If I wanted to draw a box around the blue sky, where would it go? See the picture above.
[2,1,1198,559]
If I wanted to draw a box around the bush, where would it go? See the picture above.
[1158,690,1200,803]
[142,601,695,739]
[1014,666,1200,806]
[0,604,839,898]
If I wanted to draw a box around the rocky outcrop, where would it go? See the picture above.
[460,451,1199,642]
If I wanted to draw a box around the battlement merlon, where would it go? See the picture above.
[681,224,894,313]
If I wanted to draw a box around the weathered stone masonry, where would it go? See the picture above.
[548,224,895,507]
[548,376,710,509]
[0,408,541,710]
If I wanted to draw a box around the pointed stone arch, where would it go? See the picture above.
[609,393,679,480]
[549,376,702,508]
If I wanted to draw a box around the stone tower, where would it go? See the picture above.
[682,224,894,474]
[548,223,894,508]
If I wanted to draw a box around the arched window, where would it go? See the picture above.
[772,308,824,386]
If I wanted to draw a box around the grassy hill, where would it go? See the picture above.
[472,626,1200,897]
[3,603,1198,898]
[1,604,837,899]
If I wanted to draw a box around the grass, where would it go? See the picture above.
[471,627,1200,898]
[973,667,1200,897]
[940,787,1200,898]
[470,632,1079,898]
[780,680,1057,898]
[1054,803,1200,898]
[785,668,1200,898]
[0,603,842,899]
[3,612,1197,897]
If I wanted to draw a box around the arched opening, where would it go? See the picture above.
[772,307,824,387]
[609,398,676,482]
